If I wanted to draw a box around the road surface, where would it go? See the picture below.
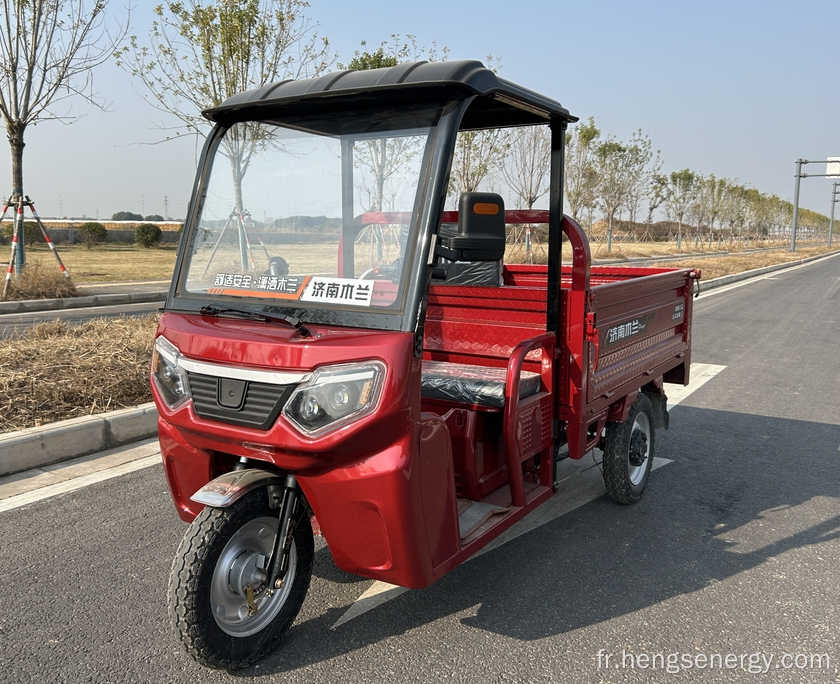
[1,255,838,682]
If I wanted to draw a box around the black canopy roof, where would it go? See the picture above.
[202,60,577,129]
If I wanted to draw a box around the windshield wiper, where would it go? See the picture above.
[199,305,311,338]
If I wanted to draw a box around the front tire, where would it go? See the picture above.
[168,487,314,669]
[602,394,656,505]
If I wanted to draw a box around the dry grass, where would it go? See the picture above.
[18,243,178,282]
[505,237,839,277]
[0,315,157,433]
[2,263,80,300]
[648,245,838,280]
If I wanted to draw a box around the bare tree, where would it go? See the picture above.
[343,38,444,212]
[643,172,668,233]
[595,138,632,250]
[664,169,697,251]
[621,130,659,225]
[563,116,600,226]
[0,0,127,270]
[502,125,550,209]
[116,0,334,213]
[449,128,508,197]
[704,174,727,237]
[447,55,506,204]
[688,173,708,239]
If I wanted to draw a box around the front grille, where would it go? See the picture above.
[187,372,295,430]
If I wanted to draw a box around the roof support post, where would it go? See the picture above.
[547,118,567,337]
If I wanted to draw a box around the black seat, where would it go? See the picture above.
[420,360,541,408]
[433,192,505,286]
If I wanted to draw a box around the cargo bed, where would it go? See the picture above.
[425,212,699,461]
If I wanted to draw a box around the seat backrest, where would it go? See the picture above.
[432,223,502,286]
[424,283,546,372]
[436,192,506,262]
[432,192,505,286]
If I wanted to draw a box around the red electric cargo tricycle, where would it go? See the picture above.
[151,61,699,669]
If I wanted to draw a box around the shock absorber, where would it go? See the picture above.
[262,473,300,590]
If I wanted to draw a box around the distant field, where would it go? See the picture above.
[11,235,839,285]
[21,243,179,282]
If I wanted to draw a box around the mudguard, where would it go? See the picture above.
[190,468,284,508]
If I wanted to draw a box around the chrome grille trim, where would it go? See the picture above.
[178,357,311,386]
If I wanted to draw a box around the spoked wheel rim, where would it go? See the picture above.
[210,516,297,637]
[627,412,651,486]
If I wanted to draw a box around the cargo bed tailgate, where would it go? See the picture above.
[587,268,695,405]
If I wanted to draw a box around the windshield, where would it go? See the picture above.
[180,105,441,319]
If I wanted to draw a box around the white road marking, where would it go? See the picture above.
[0,455,160,513]
[333,362,726,628]
[666,363,727,409]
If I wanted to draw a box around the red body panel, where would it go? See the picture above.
[155,213,698,588]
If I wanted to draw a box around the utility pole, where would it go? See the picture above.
[791,158,840,252]
[164,194,169,221]
[829,181,839,248]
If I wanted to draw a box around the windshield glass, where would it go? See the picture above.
[181,105,441,316]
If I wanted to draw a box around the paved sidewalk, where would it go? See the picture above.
[0,439,160,513]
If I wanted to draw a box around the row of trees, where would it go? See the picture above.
[437,117,832,250]
[1,0,830,274]
[445,118,831,247]
[563,119,830,246]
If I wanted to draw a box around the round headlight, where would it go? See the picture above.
[327,384,353,412]
[300,393,322,420]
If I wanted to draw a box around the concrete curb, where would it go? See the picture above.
[0,290,168,314]
[0,403,158,477]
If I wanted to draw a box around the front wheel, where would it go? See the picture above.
[168,488,314,669]
[602,394,656,505]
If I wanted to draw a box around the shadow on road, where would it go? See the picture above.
[236,405,840,677]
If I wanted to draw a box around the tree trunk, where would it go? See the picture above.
[7,121,25,198]
[229,156,248,271]
[7,121,27,274]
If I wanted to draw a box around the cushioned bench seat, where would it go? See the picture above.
[421,360,541,408]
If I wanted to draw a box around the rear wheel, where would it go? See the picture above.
[168,488,313,669]
[602,394,655,504]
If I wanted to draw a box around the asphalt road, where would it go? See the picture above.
[1,255,839,682]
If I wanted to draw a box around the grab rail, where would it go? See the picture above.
[503,331,556,508]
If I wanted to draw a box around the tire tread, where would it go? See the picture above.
[602,394,655,505]
[167,489,313,669]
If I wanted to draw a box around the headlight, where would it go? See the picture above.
[283,361,385,436]
[151,336,191,409]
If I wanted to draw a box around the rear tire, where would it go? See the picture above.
[168,487,313,669]
[602,394,655,505]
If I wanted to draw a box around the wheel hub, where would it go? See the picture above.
[628,430,648,467]
[228,550,267,600]
[204,516,300,638]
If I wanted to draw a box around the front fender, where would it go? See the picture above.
[190,468,284,508]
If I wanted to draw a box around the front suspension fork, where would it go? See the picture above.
[262,473,300,590]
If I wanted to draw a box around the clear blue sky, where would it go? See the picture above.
[2,0,838,220]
